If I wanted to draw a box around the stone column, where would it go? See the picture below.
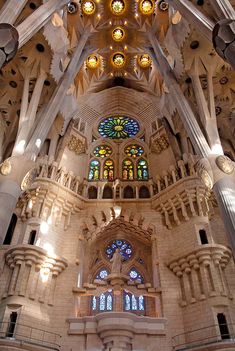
[17,0,70,48]
[0,179,21,244]
[26,28,91,158]
[148,34,211,158]
[213,177,235,255]
[208,0,235,19]
[166,0,214,40]
[0,0,28,25]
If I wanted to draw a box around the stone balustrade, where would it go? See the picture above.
[168,244,232,306]
[1,245,67,305]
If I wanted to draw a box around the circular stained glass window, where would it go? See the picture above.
[112,27,125,42]
[98,116,140,139]
[96,269,109,280]
[112,52,126,68]
[129,268,144,282]
[111,0,125,15]
[139,0,155,14]
[93,145,112,158]
[82,0,96,14]
[106,239,132,260]
[125,144,144,158]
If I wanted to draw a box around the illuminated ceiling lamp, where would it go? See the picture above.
[112,52,126,68]
[139,0,155,15]
[112,27,125,42]
[86,54,100,68]
[110,0,126,15]
[82,0,96,15]
[138,54,152,68]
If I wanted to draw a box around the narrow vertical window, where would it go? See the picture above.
[99,293,106,311]
[3,214,17,245]
[92,296,97,311]
[88,160,100,181]
[122,159,134,180]
[6,312,18,337]
[217,313,230,339]
[103,159,114,181]
[199,229,208,245]
[137,159,148,180]
[106,294,112,311]
[28,230,37,245]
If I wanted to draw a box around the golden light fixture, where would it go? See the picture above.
[138,54,152,68]
[110,0,125,15]
[112,52,126,68]
[112,27,125,42]
[86,54,100,68]
[82,0,96,15]
[139,0,155,15]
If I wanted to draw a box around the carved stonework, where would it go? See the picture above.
[67,135,85,155]
[151,135,169,154]
[0,158,11,175]
[216,155,234,175]
[195,158,214,190]
[21,168,37,191]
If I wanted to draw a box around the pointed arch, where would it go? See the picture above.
[122,159,134,180]
[88,159,100,180]
[137,159,148,180]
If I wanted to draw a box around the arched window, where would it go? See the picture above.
[88,186,98,199]
[122,159,134,180]
[139,185,150,198]
[88,160,100,181]
[3,213,17,245]
[137,159,148,180]
[92,290,113,313]
[123,291,145,312]
[123,185,134,199]
[102,186,113,199]
[103,159,114,181]
[129,268,144,283]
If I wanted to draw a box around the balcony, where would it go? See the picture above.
[0,321,61,350]
[172,324,235,351]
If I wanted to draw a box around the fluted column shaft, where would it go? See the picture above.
[208,0,235,19]
[213,177,235,255]
[0,0,28,25]
[166,0,214,40]
[17,0,70,48]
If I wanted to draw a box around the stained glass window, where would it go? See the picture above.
[91,290,113,313]
[106,239,132,260]
[88,160,100,180]
[122,159,134,180]
[124,291,145,312]
[137,159,148,180]
[129,268,144,283]
[125,144,144,158]
[103,159,114,181]
[96,269,109,280]
[93,145,112,158]
[98,116,140,139]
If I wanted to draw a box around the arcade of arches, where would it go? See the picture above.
[0,1,235,351]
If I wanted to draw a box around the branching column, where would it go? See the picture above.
[149,34,235,256]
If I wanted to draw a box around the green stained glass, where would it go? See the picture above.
[125,144,144,158]
[93,145,112,158]
[88,159,100,180]
[98,116,140,139]
[137,159,148,180]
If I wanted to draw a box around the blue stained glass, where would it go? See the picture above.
[92,296,97,310]
[88,159,100,180]
[106,239,132,260]
[137,159,148,180]
[98,116,140,139]
[96,269,109,280]
[100,293,105,311]
[139,295,145,310]
[129,268,144,283]
[132,295,137,310]
[107,294,112,310]
[125,294,131,310]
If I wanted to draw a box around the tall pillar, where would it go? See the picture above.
[0,0,28,25]
[0,179,21,244]
[166,0,214,40]
[17,0,70,48]
[149,34,235,257]
[208,0,235,19]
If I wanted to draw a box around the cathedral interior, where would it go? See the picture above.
[1,1,235,351]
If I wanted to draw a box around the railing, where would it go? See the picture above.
[172,323,235,350]
[0,321,61,350]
